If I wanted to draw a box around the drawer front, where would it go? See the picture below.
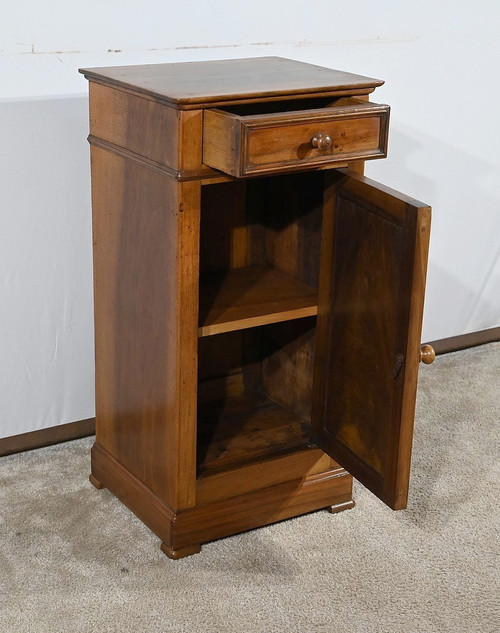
[203,100,390,177]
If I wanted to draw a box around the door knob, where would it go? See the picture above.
[311,134,332,150]
[419,344,436,364]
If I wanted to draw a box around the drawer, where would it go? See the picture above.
[203,99,390,177]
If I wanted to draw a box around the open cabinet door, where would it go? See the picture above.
[311,170,431,510]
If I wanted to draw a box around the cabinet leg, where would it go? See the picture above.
[327,499,355,514]
[160,542,201,560]
[89,473,104,490]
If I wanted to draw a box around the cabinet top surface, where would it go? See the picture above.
[79,56,383,108]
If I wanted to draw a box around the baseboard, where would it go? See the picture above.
[1,326,499,459]
[427,326,500,356]
[0,418,95,458]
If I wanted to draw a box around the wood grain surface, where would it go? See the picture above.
[90,145,200,510]
[91,440,352,559]
[198,265,318,336]
[197,390,311,475]
[203,100,389,176]
[80,57,383,108]
[83,56,433,557]
[311,170,431,510]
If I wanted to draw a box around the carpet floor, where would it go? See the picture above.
[0,343,499,632]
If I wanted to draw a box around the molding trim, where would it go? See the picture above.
[88,134,217,182]
[0,418,95,458]
[82,75,376,111]
[1,327,499,458]
[427,326,500,356]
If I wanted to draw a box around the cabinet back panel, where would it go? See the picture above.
[247,173,324,287]
[261,318,316,422]
[197,328,263,403]
[198,331,245,382]
[197,318,316,455]
[200,173,324,288]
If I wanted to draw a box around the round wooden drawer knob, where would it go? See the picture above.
[420,344,436,364]
[311,134,332,150]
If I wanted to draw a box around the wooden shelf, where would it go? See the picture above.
[198,265,318,337]
[197,390,312,476]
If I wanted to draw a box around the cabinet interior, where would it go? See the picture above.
[217,95,338,116]
[197,172,325,477]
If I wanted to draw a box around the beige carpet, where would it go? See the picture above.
[1,343,499,633]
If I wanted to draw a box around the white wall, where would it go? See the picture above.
[1,1,499,438]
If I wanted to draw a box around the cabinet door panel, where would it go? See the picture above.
[312,171,431,510]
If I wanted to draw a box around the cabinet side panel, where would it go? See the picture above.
[202,110,240,176]
[89,82,178,167]
[261,318,316,421]
[91,146,199,509]
[200,181,249,273]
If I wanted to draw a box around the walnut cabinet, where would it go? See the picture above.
[80,57,433,559]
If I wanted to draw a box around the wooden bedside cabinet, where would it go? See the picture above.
[80,57,434,559]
